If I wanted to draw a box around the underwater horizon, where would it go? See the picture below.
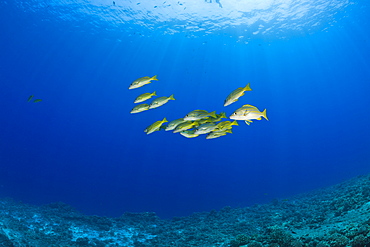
[0,0,370,220]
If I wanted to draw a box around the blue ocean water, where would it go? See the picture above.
[0,0,369,219]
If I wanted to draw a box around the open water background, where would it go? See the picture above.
[0,0,369,218]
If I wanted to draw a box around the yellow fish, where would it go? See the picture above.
[134,91,157,103]
[224,83,252,106]
[130,104,150,114]
[173,121,199,133]
[149,95,175,109]
[196,118,212,125]
[180,129,199,138]
[144,118,168,135]
[184,110,216,121]
[229,104,268,122]
[165,118,186,131]
[195,112,226,125]
[214,120,238,132]
[206,129,232,139]
[129,75,158,89]
[194,123,217,135]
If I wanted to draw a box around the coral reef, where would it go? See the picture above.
[1,174,370,246]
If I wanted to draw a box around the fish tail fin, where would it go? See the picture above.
[169,94,175,100]
[151,75,158,81]
[262,109,268,120]
[163,117,168,123]
[244,83,252,91]
[226,129,233,133]
[220,112,227,118]
[232,120,239,126]
[152,91,157,96]
[209,111,217,118]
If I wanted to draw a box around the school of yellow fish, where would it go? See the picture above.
[129,75,268,139]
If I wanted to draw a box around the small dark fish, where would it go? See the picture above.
[27,95,34,102]
[33,99,42,103]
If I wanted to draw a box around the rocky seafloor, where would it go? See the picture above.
[1,174,370,247]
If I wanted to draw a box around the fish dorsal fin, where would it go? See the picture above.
[192,110,208,113]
